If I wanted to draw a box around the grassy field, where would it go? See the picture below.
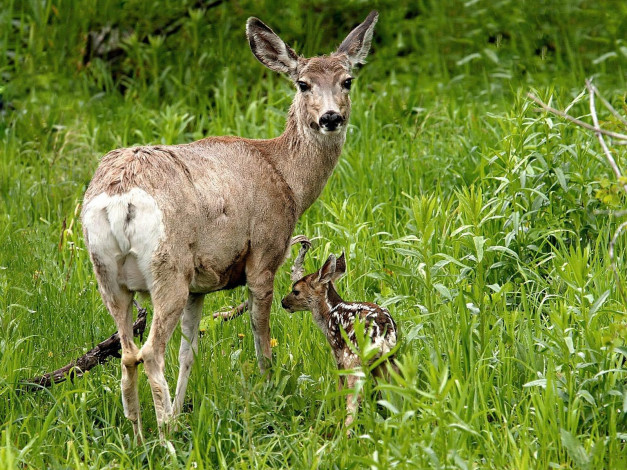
[1,0,626,468]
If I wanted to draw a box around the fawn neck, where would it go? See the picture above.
[311,282,345,335]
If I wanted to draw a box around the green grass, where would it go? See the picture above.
[1,0,626,468]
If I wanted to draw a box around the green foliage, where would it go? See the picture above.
[1,0,626,468]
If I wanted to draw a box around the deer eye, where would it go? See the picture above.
[296,81,310,92]
[293,289,300,296]
[342,78,353,90]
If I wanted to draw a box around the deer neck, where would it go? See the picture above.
[271,103,346,217]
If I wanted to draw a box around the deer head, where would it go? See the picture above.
[247,11,378,137]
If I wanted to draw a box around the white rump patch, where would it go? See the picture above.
[83,188,164,291]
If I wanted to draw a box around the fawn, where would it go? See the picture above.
[281,252,398,428]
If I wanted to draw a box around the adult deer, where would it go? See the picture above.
[81,11,378,440]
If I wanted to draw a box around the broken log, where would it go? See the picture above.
[20,301,148,391]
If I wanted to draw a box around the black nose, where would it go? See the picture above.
[319,112,344,131]
[281,299,287,309]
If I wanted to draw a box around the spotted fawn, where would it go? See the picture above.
[281,252,398,428]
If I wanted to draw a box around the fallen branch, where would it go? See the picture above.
[213,300,249,321]
[20,301,148,391]
[609,220,627,302]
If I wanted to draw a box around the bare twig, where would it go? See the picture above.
[586,80,627,303]
[20,301,149,391]
[585,79,627,195]
[527,93,627,143]
[588,81,627,128]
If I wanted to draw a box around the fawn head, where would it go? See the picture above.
[246,11,378,136]
[282,252,346,313]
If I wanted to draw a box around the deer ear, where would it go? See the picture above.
[336,11,378,68]
[332,252,346,280]
[247,17,299,79]
[318,254,337,284]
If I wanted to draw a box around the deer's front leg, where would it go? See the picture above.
[248,270,275,374]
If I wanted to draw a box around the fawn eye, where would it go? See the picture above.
[293,289,300,296]
[296,81,310,92]
[342,78,353,90]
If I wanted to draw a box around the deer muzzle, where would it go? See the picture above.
[281,296,295,313]
[319,111,344,133]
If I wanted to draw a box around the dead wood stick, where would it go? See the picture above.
[213,301,249,321]
[20,301,148,391]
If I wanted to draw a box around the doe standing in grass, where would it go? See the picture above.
[281,252,398,428]
[80,12,379,441]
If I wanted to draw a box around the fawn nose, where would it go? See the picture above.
[281,298,294,313]
[319,111,344,132]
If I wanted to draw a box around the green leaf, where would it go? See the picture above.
[377,400,399,414]
[560,429,590,469]
[554,167,568,191]
[456,52,482,66]
[483,48,499,64]
[474,236,485,263]
[405,324,424,343]
[576,390,596,406]
[436,254,470,270]
[434,283,452,300]
[487,245,520,259]
[589,290,610,316]
[523,379,547,388]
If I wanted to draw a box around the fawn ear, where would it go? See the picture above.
[247,18,299,79]
[318,254,337,284]
[332,252,346,280]
[336,10,378,68]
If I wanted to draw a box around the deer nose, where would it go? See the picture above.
[319,112,344,131]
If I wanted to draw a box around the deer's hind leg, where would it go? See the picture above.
[344,373,362,429]
[139,252,191,440]
[172,293,205,417]
[89,253,143,442]
[340,353,363,431]
[83,198,144,441]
